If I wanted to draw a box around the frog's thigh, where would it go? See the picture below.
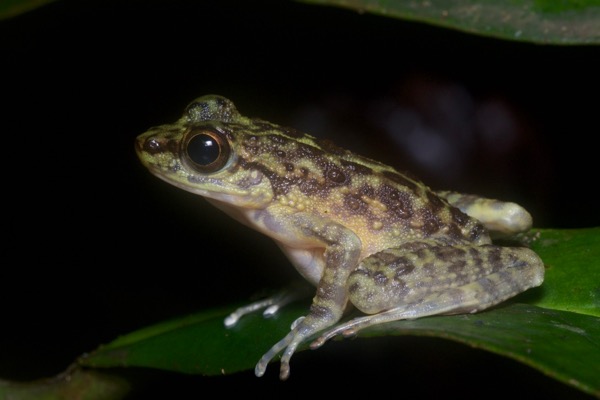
[348,240,544,318]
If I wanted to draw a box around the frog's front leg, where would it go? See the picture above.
[254,213,362,380]
[312,239,544,348]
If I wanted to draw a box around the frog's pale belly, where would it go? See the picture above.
[135,95,545,380]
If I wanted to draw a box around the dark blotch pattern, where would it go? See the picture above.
[326,164,347,184]
[309,304,334,320]
[390,257,415,276]
[340,160,373,175]
[297,142,324,159]
[284,162,295,172]
[344,194,366,212]
[426,190,446,212]
[299,178,322,196]
[378,184,413,220]
[369,252,415,277]
[373,271,389,286]
[486,246,503,266]
[448,260,467,274]
[239,159,298,197]
[447,223,464,240]
[348,282,361,294]
[398,241,430,253]
[469,223,487,242]
[422,211,442,235]
[468,247,483,267]
[450,206,469,226]
[267,133,286,144]
[437,247,466,262]
[382,170,419,193]
[360,185,375,197]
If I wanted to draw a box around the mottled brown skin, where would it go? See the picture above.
[135,95,544,380]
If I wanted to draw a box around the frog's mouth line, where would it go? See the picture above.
[146,166,274,211]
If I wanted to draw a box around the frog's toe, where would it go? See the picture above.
[278,340,301,380]
[310,324,350,349]
[310,316,373,349]
[254,343,294,380]
[255,358,268,377]
[224,297,276,327]
[262,304,280,318]
[290,316,305,329]
[309,336,327,349]
[342,327,358,337]
[279,360,291,380]
[255,348,278,378]
[254,328,298,378]
[261,290,303,318]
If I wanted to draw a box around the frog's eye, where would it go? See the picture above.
[184,129,231,173]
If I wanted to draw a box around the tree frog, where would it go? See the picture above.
[135,95,544,380]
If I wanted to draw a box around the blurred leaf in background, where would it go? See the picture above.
[4,0,599,44]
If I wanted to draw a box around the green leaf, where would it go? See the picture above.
[81,304,600,396]
[527,228,600,316]
[368,304,600,397]
[81,304,304,376]
[77,228,600,397]
[0,0,55,20]
[300,0,600,44]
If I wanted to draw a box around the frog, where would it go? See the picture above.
[135,95,545,380]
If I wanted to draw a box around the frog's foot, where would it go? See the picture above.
[255,322,312,380]
[436,191,533,236]
[224,283,310,327]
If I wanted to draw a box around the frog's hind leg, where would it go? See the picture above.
[312,240,544,348]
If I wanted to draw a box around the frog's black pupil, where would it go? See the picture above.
[188,134,220,166]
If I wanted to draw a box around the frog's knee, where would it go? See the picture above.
[509,247,545,287]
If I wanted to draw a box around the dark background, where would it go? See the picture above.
[1,1,597,398]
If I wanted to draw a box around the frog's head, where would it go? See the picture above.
[135,95,277,209]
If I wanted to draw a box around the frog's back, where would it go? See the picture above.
[225,116,489,255]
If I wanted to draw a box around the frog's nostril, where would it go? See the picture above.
[139,137,162,154]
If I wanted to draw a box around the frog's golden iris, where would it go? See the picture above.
[136,95,544,380]
[184,128,231,173]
